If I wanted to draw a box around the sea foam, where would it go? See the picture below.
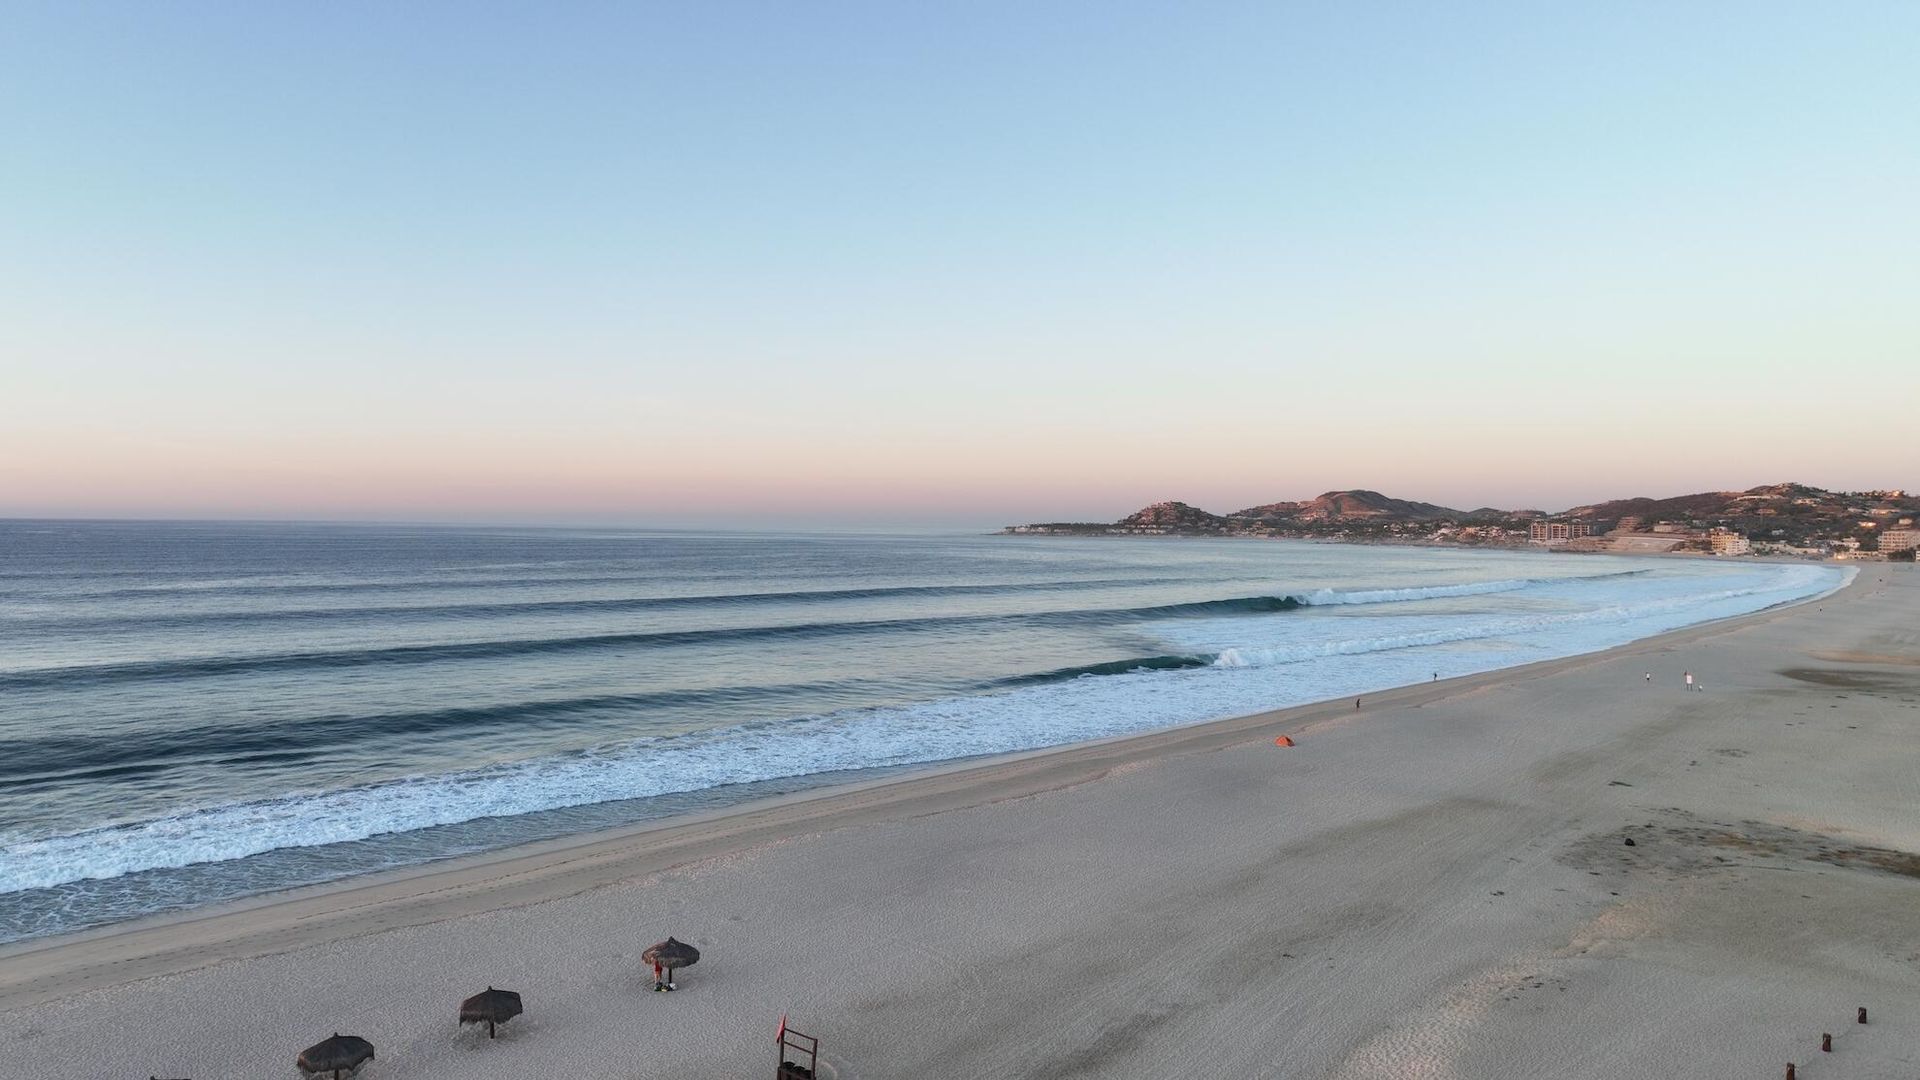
[0,560,1848,896]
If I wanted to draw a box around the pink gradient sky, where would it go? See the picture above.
[2,4,1915,527]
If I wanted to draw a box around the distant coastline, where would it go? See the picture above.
[1004,482,1919,561]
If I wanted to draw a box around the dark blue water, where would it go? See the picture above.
[0,520,1844,941]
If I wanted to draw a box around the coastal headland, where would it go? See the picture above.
[1008,483,1920,560]
[3,567,1917,1078]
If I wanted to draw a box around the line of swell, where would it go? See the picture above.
[1000,654,1217,685]
[0,679,895,789]
[0,594,1303,690]
[0,572,1656,689]
[47,572,691,599]
[63,570,1221,602]
[21,576,1204,629]
[1288,569,1651,606]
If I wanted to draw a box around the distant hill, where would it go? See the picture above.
[1232,489,1461,523]
[1118,501,1228,529]
[1564,483,1840,526]
[1559,483,1916,544]
[1004,482,1917,549]
[1466,506,1543,522]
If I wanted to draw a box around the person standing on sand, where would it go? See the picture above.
[1684,671,1693,689]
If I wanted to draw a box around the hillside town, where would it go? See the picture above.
[1005,483,1920,561]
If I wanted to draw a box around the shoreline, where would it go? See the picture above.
[0,548,1828,948]
[0,561,1859,1012]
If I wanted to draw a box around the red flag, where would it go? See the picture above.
[777,1013,788,1044]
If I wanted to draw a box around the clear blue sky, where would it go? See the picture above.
[2,3,1915,525]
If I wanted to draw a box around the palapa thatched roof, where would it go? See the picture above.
[296,1033,375,1076]
[642,937,701,968]
[459,986,524,1026]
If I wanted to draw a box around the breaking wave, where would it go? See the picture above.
[0,564,1849,897]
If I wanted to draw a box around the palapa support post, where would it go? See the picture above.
[1821,1033,1831,1052]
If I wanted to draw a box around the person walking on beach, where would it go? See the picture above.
[1684,671,1693,690]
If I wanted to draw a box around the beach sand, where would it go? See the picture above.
[3,566,1917,1078]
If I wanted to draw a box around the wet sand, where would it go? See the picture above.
[3,566,1917,1078]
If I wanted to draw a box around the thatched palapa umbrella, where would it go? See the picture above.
[643,936,701,990]
[459,986,524,1038]
[296,1033,375,1079]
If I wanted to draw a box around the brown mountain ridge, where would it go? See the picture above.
[1232,490,1460,522]
[1008,483,1918,550]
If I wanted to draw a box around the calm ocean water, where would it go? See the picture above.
[0,521,1847,942]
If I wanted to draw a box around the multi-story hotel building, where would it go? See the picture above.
[1880,526,1920,553]
[1529,521,1592,544]
[1708,528,1751,556]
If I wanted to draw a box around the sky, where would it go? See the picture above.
[1,2,1916,527]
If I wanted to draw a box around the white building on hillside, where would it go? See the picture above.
[1708,528,1751,556]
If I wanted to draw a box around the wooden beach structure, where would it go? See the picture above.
[777,1015,819,1079]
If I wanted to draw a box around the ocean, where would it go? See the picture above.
[0,521,1848,943]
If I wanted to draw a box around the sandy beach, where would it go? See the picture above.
[3,564,1915,1078]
